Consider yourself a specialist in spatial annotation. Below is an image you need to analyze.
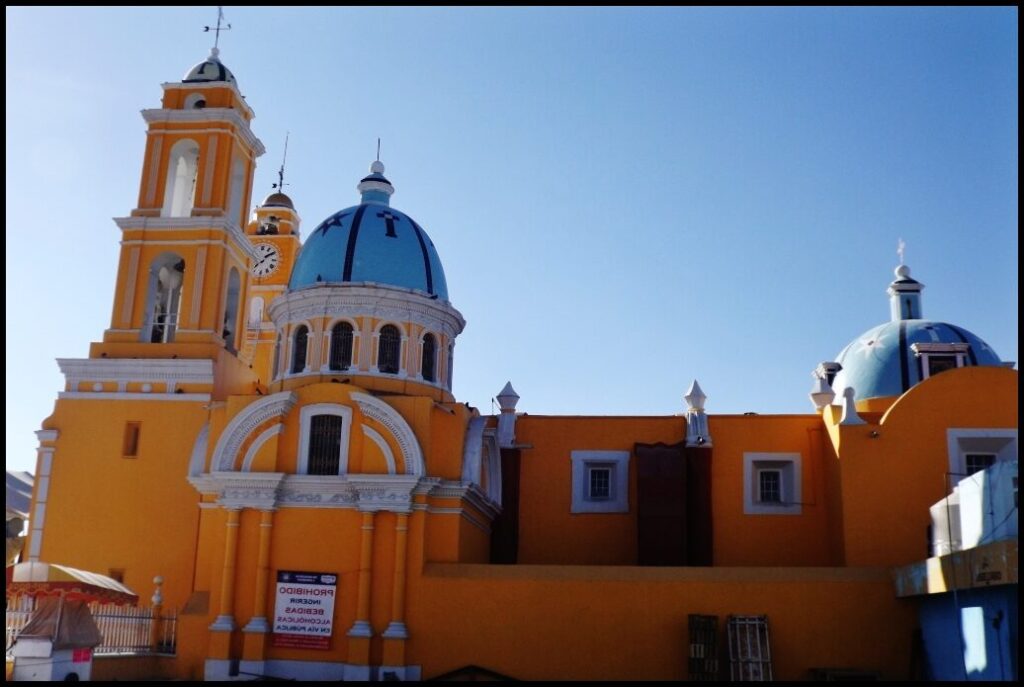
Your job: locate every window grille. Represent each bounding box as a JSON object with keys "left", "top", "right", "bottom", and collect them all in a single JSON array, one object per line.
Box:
[
  {"left": 588, "top": 466, "right": 612, "bottom": 500},
  {"left": 330, "top": 322, "right": 354, "bottom": 371},
  {"left": 291, "top": 325, "right": 309, "bottom": 374},
  {"left": 378, "top": 325, "right": 401, "bottom": 374},
  {"left": 758, "top": 470, "right": 782, "bottom": 503},
  {"left": 308, "top": 415, "right": 343, "bottom": 475},
  {"left": 421, "top": 334, "right": 436, "bottom": 382},
  {"left": 965, "top": 453, "right": 995, "bottom": 476}
]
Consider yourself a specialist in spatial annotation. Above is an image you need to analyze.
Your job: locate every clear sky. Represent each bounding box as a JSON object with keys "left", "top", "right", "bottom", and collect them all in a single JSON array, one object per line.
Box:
[{"left": 5, "top": 7, "right": 1018, "bottom": 475}]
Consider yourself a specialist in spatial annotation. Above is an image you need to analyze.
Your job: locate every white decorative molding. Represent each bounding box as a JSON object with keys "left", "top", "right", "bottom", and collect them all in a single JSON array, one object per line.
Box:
[
  {"left": 113, "top": 216, "right": 260, "bottom": 263},
  {"left": 482, "top": 429, "right": 503, "bottom": 507},
  {"left": 35, "top": 429, "right": 59, "bottom": 444},
  {"left": 58, "top": 358, "right": 214, "bottom": 391},
  {"left": 461, "top": 416, "right": 487, "bottom": 485},
  {"left": 362, "top": 425, "right": 396, "bottom": 475},
  {"left": 212, "top": 472, "right": 287, "bottom": 509},
  {"left": 142, "top": 107, "right": 265, "bottom": 156},
  {"left": 743, "top": 452, "right": 802, "bottom": 515},
  {"left": 570, "top": 451, "right": 630, "bottom": 514},
  {"left": 347, "top": 620, "right": 373, "bottom": 638},
  {"left": 242, "top": 616, "right": 270, "bottom": 634},
  {"left": 351, "top": 392, "right": 424, "bottom": 476},
  {"left": 242, "top": 424, "right": 283, "bottom": 472},
  {"left": 296, "top": 403, "right": 354, "bottom": 474},
  {"left": 188, "top": 424, "right": 210, "bottom": 477},
  {"left": 211, "top": 392, "right": 297, "bottom": 471},
  {"left": 268, "top": 283, "right": 465, "bottom": 341},
  {"left": 382, "top": 622, "right": 408, "bottom": 639},
  {"left": 58, "top": 392, "right": 211, "bottom": 402}
]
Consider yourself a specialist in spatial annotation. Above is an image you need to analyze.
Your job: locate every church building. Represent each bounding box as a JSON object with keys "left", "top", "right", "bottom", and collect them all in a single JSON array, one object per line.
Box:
[{"left": 24, "top": 45, "right": 1018, "bottom": 681}]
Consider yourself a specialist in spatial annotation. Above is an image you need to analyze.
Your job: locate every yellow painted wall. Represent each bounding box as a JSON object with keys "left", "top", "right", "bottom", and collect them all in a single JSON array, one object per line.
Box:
[
  {"left": 831, "top": 366, "right": 1018, "bottom": 566},
  {"left": 410, "top": 563, "right": 915, "bottom": 681}
]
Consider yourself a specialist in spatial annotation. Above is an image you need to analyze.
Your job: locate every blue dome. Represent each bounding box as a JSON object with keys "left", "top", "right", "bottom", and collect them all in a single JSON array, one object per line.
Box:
[
  {"left": 832, "top": 320, "right": 1002, "bottom": 401},
  {"left": 289, "top": 203, "right": 449, "bottom": 300}
]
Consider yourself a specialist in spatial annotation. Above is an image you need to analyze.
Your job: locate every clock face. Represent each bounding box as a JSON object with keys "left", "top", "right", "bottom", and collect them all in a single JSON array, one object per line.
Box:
[{"left": 252, "top": 243, "right": 281, "bottom": 277}]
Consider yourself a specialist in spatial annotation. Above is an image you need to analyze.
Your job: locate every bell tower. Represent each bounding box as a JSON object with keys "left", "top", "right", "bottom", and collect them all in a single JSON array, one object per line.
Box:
[{"left": 100, "top": 47, "right": 264, "bottom": 362}]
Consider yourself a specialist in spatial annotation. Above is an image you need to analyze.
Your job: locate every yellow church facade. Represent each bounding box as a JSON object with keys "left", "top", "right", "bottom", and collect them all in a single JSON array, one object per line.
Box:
[{"left": 24, "top": 47, "right": 1017, "bottom": 681}]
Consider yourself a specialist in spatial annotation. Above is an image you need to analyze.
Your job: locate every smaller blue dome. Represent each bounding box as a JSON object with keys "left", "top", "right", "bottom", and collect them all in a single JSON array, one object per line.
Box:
[
  {"left": 183, "top": 49, "right": 237, "bottom": 86},
  {"left": 832, "top": 320, "right": 1002, "bottom": 402}
]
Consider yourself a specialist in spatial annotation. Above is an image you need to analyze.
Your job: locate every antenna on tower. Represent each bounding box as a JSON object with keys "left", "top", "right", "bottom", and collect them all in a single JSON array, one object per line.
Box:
[
  {"left": 203, "top": 6, "right": 232, "bottom": 51},
  {"left": 272, "top": 133, "right": 290, "bottom": 192},
  {"left": 376, "top": 137, "right": 381, "bottom": 162}
]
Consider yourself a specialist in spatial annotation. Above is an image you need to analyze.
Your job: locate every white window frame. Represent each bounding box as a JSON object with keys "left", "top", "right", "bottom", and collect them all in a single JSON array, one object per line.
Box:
[
  {"left": 744, "top": 452, "right": 802, "bottom": 515},
  {"left": 946, "top": 429, "right": 1017, "bottom": 485},
  {"left": 297, "top": 403, "right": 353, "bottom": 475},
  {"left": 911, "top": 342, "right": 970, "bottom": 380},
  {"left": 756, "top": 468, "right": 783, "bottom": 504},
  {"left": 570, "top": 450, "right": 629, "bottom": 514}
]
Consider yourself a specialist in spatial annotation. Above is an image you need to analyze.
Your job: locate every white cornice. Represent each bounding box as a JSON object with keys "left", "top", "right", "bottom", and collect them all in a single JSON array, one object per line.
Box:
[
  {"left": 58, "top": 358, "right": 214, "bottom": 389},
  {"left": 114, "top": 216, "right": 260, "bottom": 262},
  {"left": 160, "top": 81, "right": 256, "bottom": 119},
  {"left": 58, "top": 392, "right": 211, "bottom": 402},
  {"left": 268, "top": 284, "right": 466, "bottom": 339},
  {"left": 35, "top": 430, "right": 59, "bottom": 444},
  {"left": 141, "top": 107, "right": 265, "bottom": 156}
]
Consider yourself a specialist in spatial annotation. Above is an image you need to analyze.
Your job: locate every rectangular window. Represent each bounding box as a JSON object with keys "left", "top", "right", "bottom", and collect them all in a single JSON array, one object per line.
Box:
[
  {"left": 758, "top": 470, "right": 782, "bottom": 503},
  {"left": 964, "top": 453, "right": 995, "bottom": 476},
  {"left": 588, "top": 466, "right": 612, "bottom": 500},
  {"left": 123, "top": 422, "right": 141, "bottom": 458},
  {"left": 308, "top": 415, "right": 343, "bottom": 475},
  {"left": 928, "top": 355, "right": 959, "bottom": 377}
]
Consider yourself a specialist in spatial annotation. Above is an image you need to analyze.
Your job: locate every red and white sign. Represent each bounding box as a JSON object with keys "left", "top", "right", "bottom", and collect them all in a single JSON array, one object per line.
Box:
[{"left": 272, "top": 570, "right": 337, "bottom": 650}]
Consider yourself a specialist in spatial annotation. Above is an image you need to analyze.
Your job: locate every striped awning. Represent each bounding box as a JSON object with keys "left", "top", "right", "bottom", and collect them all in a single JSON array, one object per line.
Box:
[{"left": 6, "top": 561, "right": 138, "bottom": 605}]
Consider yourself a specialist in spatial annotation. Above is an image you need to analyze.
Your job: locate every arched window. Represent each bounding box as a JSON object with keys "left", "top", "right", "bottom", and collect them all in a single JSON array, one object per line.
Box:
[
  {"left": 272, "top": 332, "right": 282, "bottom": 380},
  {"left": 183, "top": 93, "right": 206, "bottom": 109},
  {"left": 291, "top": 325, "right": 309, "bottom": 374},
  {"left": 329, "top": 322, "right": 354, "bottom": 371},
  {"left": 161, "top": 139, "right": 200, "bottom": 218},
  {"left": 378, "top": 325, "right": 401, "bottom": 374},
  {"left": 421, "top": 333, "right": 437, "bottom": 382},
  {"left": 222, "top": 268, "right": 241, "bottom": 353},
  {"left": 142, "top": 254, "right": 186, "bottom": 344}
]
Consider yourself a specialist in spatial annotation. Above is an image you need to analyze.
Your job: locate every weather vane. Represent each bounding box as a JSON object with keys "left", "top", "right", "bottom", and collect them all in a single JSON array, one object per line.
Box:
[
  {"left": 897, "top": 237, "right": 906, "bottom": 265},
  {"left": 203, "top": 6, "right": 231, "bottom": 50},
  {"left": 273, "top": 133, "right": 290, "bottom": 192}
]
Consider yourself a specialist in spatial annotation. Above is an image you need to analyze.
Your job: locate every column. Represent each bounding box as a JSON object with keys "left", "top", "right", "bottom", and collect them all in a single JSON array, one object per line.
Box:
[
  {"left": 242, "top": 509, "right": 275, "bottom": 667},
  {"left": 347, "top": 511, "right": 376, "bottom": 673},
  {"left": 209, "top": 507, "right": 241, "bottom": 661},
  {"left": 382, "top": 513, "right": 410, "bottom": 670}
]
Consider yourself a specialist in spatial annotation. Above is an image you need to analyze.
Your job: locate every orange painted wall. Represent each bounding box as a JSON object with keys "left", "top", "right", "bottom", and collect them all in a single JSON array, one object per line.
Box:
[
  {"left": 832, "top": 366, "right": 1018, "bottom": 566},
  {"left": 409, "top": 563, "right": 916, "bottom": 681},
  {"left": 514, "top": 414, "right": 834, "bottom": 566}
]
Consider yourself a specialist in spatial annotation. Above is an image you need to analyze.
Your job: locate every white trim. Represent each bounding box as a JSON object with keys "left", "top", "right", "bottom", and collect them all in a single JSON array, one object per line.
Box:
[
  {"left": 142, "top": 107, "right": 265, "bottom": 156},
  {"left": 159, "top": 81, "right": 256, "bottom": 119},
  {"left": 570, "top": 451, "right": 630, "bottom": 514},
  {"left": 743, "top": 452, "right": 802, "bottom": 515},
  {"left": 35, "top": 429, "right": 59, "bottom": 443},
  {"left": 351, "top": 392, "right": 425, "bottom": 476},
  {"left": 58, "top": 392, "right": 211, "bottom": 402},
  {"left": 211, "top": 392, "right": 298, "bottom": 471},
  {"left": 362, "top": 425, "right": 397, "bottom": 475},
  {"left": 120, "top": 237, "right": 250, "bottom": 272},
  {"left": 946, "top": 428, "right": 1017, "bottom": 484},
  {"left": 188, "top": 423, "right": 210, "bottom": 477},
  {"left": 114, "top": 216, "right": 260, "bottom": 262},
  {"left": 58, "top": 358, "right": 213, "bottom": 388},
  {"left": 347, "top": 620, "right": 373, "bottom": 638},
  {"left": 297, "top": 404, "right": 354, "bottom": 475},
  {"left": 242, "top": 424, "right": 284, "bottom": 472}
]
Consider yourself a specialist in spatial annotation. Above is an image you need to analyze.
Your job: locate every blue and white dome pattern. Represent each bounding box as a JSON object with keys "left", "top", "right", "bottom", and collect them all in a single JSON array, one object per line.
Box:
[
  {"left": 183, "top": 49, "right": 237, "bottom": 86},
  {"left": 832, "top": 320, "right": 1001, "bottom": 401},
  {"left": 288, "top": 164, "right": 449, "bottom": 300}
]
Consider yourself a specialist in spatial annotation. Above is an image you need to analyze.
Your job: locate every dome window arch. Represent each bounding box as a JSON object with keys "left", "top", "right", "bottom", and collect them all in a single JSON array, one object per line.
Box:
[
  {"left": 329, "top": 321, "right": 355, "bottom": 371},
  {"left": 291, "top": 325, "right": 309, "bottom": 374},
  {"left": 378, "top": 325, "right": 402, "bottom": 375},
  {"left": 421, "top": 333, "right": 437, "bottom": 383},
  {"left": 161, "top": 139, "right": 200, "bottom": 218},
  {"left": 141, "top": 253, "right": 186, "bottom": 344}
]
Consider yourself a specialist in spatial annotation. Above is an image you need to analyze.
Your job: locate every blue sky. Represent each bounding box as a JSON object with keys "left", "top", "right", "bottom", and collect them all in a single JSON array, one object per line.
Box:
[{"left": 5, "top": 7, "right": 1018, "bottom": 474}]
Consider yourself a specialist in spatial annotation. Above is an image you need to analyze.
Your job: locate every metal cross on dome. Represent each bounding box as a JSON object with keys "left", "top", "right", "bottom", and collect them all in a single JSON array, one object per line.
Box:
[{"left": 204, "top": 6, "right": 231, "bottom": 50}]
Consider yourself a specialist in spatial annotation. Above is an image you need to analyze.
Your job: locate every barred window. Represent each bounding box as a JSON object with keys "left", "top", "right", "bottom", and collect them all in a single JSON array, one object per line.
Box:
[
  {"left": 587, "top": 465, "right": 612, "bottom": 500},
  {"left": 421, "top": 333, "right": 436, "bottom": 382},
  {"left": 291, "top": 325, "right": 309, "bottom": 374},
  {"left": 965, "top": 453, "right": 995, "bottom": 476},
  {"left": 378, "top": 325, "right": 401, "bottom": 374},
  {"left": 758, "top": 470, "right": 782, "bottom": 503},
  {"left": 308, "top": 414, "right": 343, "bottom": 476},
  {"left": 330, "top": 322, "right": 354, "bottom": 371}
]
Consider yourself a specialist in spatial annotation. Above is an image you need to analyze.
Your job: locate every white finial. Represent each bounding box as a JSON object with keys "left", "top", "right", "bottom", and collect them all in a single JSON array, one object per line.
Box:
[
  {"left": 151, "top": 575, "right": 164, "bottom": 606},
  {"left": 370, "top": 160, "right": 385, "bottom": 174},
  {"left": 496, "top": 381, "right": 520, "bottom": 411},
  {"left": 839, "top": 387, "right": 866, "bottom": 425},
  {"left": 897, "top": 237, "right": 906, "bottom": 265},
  {"left": 209, "top": 46, "right": 220, "bottom": 60},
  {"left": 809, "top": 377, "right": 836, "bottom": 411},
  {"left": 684, "top": 379, "right": 706, "bottom": 412}
]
